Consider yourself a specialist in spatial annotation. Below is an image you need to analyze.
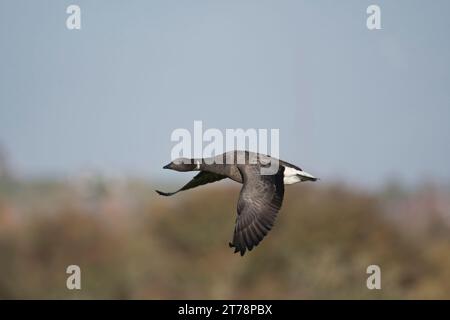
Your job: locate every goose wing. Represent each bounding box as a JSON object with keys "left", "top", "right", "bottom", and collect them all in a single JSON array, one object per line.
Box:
[
  {"left": 156, "top": 171, "right": 227, "bottom": 196},
  {"left": 229, "top": 165, "right": 285, "bottom": 256}
]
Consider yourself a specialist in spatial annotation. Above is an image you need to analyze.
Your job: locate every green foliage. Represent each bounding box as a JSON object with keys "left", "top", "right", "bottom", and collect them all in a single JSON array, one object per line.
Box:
[{"left": 0, "top": 179, "right": 449, "bottom": 299}]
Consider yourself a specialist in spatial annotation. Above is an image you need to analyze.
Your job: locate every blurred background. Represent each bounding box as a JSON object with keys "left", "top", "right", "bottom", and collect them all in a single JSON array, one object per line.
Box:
[{"left": 0, "top": 0, "right": 450, "bottom": 299}]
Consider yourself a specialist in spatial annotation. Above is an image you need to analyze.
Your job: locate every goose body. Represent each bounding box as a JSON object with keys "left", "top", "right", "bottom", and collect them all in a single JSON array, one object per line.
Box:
[{"left": 156, "top": 151, "right": 317, "bottom": 256}]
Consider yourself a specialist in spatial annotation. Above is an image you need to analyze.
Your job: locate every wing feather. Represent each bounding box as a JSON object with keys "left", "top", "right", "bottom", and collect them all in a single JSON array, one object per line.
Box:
[
  {"left": 229, "top": 165, "right": 285, "bottom": 256},
  {"left": 156, "top": 171, "right": 226, "bottom": 196}
]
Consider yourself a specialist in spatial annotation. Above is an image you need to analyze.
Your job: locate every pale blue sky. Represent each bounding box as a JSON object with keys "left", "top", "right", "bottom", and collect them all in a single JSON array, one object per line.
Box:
[{"left": 0, "top": 0, "right": 449, "bottom": 187}]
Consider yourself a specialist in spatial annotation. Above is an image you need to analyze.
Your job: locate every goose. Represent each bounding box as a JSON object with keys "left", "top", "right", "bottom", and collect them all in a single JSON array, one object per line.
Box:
[{"left": 156, "top": 151, "right": 317, "bottom": 256}]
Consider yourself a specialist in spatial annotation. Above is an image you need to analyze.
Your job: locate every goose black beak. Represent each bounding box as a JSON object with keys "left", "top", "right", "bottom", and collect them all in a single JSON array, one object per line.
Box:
[{"left": 163, "top": 164, "right": 171, "bottom": 169}]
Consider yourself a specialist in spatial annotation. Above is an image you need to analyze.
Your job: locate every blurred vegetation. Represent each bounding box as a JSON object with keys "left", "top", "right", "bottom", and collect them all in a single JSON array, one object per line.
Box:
[{"left": 0, "top": 175, "right": 450, "bottom": 299}]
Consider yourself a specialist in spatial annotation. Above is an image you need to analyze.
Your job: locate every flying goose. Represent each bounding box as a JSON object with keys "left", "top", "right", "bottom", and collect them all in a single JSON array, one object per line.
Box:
[{"left": 156, "top": 151, "right": 317, "bottom": 256}]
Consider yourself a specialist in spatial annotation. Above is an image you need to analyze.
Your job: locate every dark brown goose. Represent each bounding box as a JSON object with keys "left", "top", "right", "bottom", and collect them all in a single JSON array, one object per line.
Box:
[{"left": 156, "top": 151, "right": 317, "bottom": 256}]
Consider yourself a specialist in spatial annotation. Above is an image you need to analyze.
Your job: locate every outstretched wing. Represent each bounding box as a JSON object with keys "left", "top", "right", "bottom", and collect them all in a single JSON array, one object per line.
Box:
[
  {"left": 156, "top": 171, "right": 227, "bottom": 196},
  {"left": 229, "top": 166, "right": 285, "bottom": 256}
]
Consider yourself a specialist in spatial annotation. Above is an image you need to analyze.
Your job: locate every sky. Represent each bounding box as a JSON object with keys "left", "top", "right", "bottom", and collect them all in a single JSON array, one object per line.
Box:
[{"left": 0, "top": 0, "right": 449, "bottom": 187}]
